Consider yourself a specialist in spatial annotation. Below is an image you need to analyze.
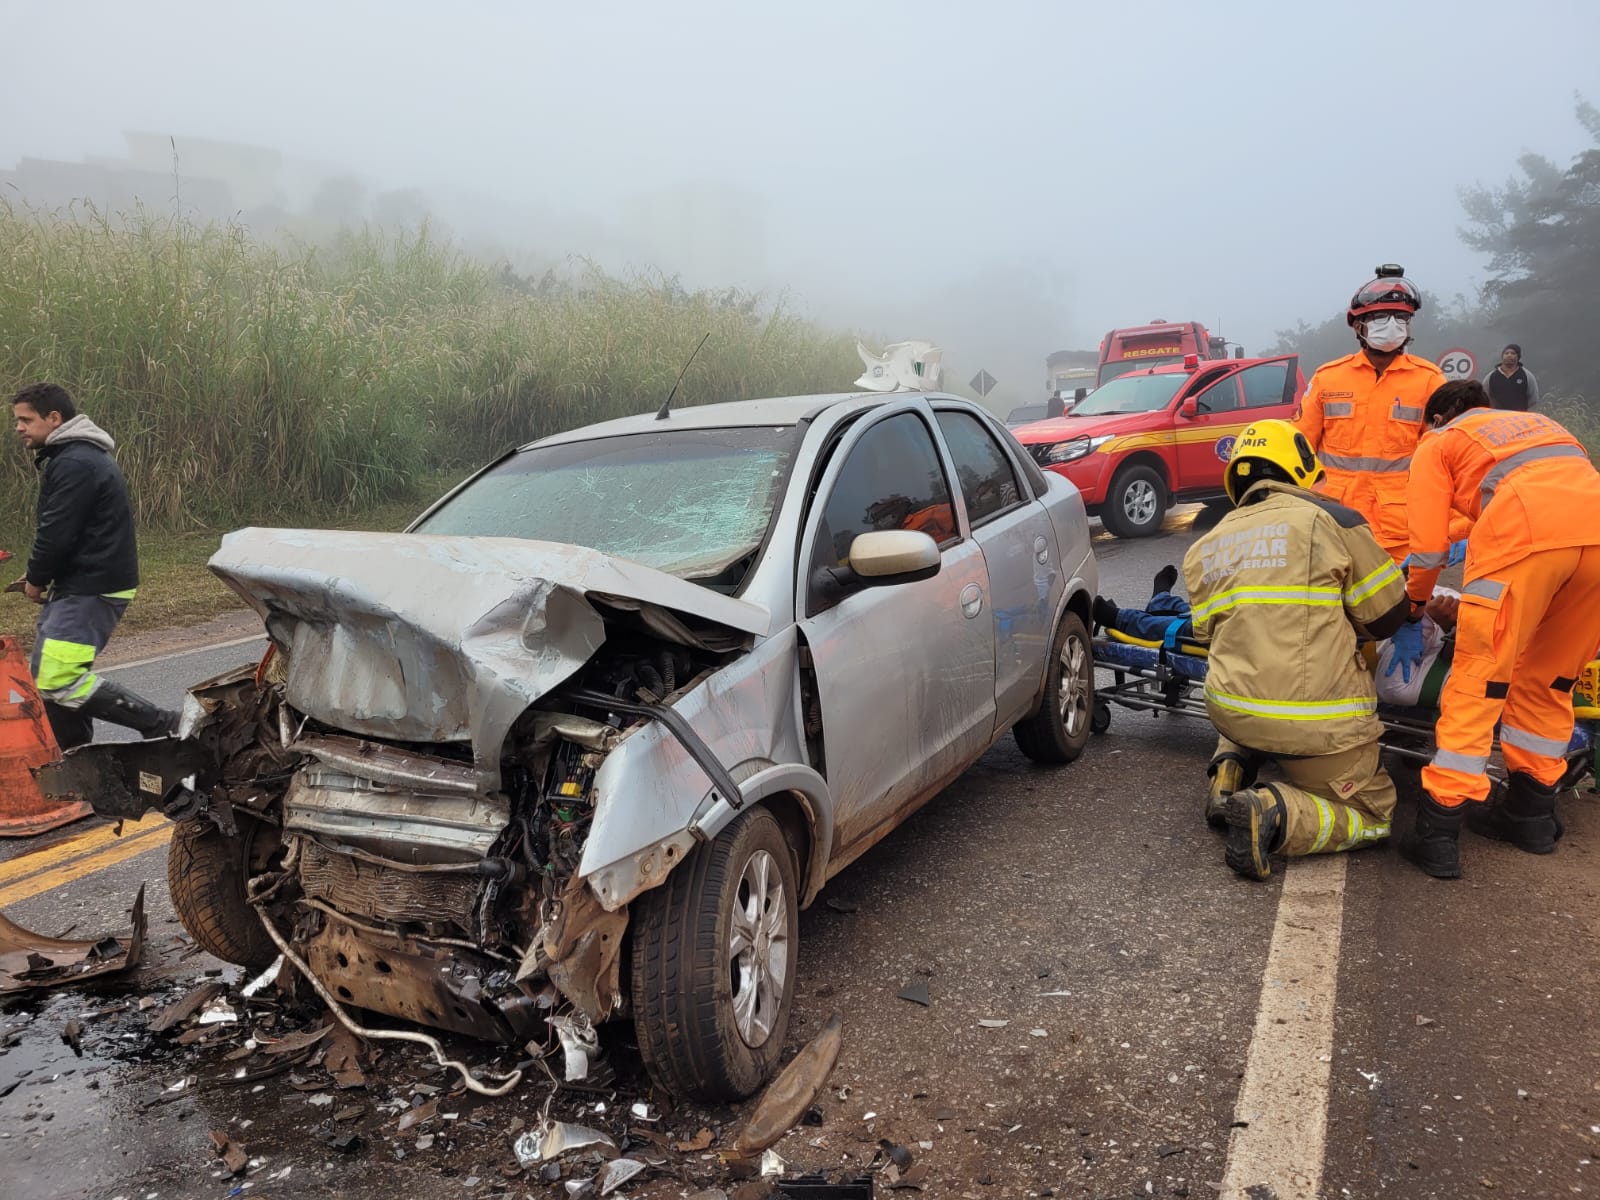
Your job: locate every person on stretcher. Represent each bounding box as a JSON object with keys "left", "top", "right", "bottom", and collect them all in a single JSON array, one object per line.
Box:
[{"left": 1092, "top": 569, "right": 1462, "bottom": 709}]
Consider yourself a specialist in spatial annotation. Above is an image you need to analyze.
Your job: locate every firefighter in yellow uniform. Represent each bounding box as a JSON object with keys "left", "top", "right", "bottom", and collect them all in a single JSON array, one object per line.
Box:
[
  {"left": 1295, "top": 265, "right": 1446, "bottom": 563},
  {"left": 1182, "top": 420, "right": 1411, "bottom": 879}
]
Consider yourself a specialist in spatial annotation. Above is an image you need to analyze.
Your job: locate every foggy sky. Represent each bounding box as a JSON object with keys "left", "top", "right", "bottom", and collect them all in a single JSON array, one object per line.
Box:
[{"left": 4, "top": 0, "right": 1598, "bottom": 403}]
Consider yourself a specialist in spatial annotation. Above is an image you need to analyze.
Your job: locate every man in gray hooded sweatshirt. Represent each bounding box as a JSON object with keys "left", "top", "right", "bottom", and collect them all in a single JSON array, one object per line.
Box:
[{"left": 10, "top": 382, "right": 178, "bottom": 749}]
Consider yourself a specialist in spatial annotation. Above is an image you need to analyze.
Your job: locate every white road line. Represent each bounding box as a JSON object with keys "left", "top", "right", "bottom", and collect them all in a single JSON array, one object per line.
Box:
[
  {"left": 1219, "top": 854, "right": 1347, "bottom": 1200},
  {"left": 99, "top": 634, "right": 264, "bottom": 674}
]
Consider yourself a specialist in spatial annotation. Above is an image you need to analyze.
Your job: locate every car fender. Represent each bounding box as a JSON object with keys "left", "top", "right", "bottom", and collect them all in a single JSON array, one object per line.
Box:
[
  {"left": 582, "top": 761, "right": 834, "bottom": 912},
  {"left": 1020, "top": 551, "right": 1097, "bottom": 721}
]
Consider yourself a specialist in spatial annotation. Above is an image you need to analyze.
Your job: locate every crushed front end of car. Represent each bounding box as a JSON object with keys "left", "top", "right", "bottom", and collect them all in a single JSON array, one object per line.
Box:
[{"left": 40, "top": 528, "right": 775, "bottom": 1073}]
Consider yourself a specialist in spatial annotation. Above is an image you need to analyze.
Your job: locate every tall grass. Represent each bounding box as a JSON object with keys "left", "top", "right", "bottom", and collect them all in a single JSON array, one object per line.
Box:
[{"left": 0, "top": 204, "right": 860, "bottom": 530}]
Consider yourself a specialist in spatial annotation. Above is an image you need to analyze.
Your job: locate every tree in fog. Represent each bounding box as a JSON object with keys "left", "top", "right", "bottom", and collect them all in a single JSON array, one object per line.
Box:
[{"left": 1460, "top": 97, "right": 1600, "bottom": 403}]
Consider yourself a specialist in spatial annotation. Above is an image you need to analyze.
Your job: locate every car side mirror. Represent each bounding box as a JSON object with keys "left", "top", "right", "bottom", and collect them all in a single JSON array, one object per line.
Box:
[
  {"left": 1179, "top": 396, "right": 1199, "bottom": 419},
  {"left": 811, "top": 530, "right": 941, "bottom": 605}
]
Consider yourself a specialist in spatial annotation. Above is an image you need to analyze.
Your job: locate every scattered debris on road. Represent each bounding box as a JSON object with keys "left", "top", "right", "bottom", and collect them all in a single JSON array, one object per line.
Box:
[{"left": 0, "top": 886, "right": 145, "bottom": 994}]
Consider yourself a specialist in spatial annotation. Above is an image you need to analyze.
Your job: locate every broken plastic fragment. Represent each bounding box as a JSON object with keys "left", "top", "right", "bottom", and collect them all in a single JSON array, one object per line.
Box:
[
  {"left": 198, "top": 998, "right": 239, "bottom": 1026},
  {"left": 241, "top": 956, "right": 284, "bottom": 999},
  {"left": 977, "top": 1019, "right": 1008, "bottom": 1029},
  {"left": 733, "top": 1011, "right": 843, "bottom": 1157},
  {"left": 760, "top": 1149, "right": 786, "bottom": 1177},
  {"left": 514, "top": 1121, "right": 618, "bottom": 1167},
  {"left": 629, "top": 1100, "right": 658, "bottom": 1122},
  {"left": 897, "top": 979, "right": 931, "bottom": 1007},
  {"left": 599, "top": 1158, "right": 647, "bottom": 1195},
  {"left": 551, "top": 1013, "right": 601, "bottom": 1082}
]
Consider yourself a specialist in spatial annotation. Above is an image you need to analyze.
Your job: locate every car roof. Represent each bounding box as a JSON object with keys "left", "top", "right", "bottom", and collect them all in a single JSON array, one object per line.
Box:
[{"left": 525, "top": 391, "right": 972, "bottom": 449}]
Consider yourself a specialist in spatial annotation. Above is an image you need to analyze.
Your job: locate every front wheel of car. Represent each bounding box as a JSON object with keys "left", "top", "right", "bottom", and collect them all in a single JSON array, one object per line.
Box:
[
  {"left": 1014, "top": 609, "right": 1095, "bottom": 763},
  {"left": 630, "top": 806, "right": 799, "bottom": 1101},
  {"left": 1101, "top": 463, "right": 1168, "bottom": 538}
]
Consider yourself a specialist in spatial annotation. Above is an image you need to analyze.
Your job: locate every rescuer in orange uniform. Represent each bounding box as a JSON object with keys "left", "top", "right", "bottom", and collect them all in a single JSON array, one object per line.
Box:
[
  {"left": 1295, "top": 265, "right": 1446, "bottom": 562},
  {"left": 1398, "top": 380, "right": 1600, "bottom": 878}
]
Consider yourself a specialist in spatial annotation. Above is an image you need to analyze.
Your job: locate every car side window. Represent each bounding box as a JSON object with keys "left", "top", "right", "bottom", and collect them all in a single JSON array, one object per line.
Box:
[
  {"left": 1195, "top": 375, "right": 1242, "bottom": 413},
  {"left": 808, "top": 413, "right": 957, "bottom": 598},
  {"left": 934, "top": 411, "right": 1025, "bottom": 527},
  {"left": 1240, "top": 361, "right": 1293, "bottom": 409}
]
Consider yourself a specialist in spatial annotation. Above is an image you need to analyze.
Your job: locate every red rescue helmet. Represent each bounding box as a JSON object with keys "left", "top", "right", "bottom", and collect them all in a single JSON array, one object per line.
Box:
[{"left": 1346, "top": 264, "right": 1423, "bottom": 326}]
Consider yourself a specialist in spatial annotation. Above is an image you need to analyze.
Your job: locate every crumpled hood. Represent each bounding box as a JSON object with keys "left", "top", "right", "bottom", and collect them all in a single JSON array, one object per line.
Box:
[
  {"left": 208, "top": 529, "right": 771, "bottom": 789},
  {"left": 44, "top": 414, "right": 116, "bottom": 451}
]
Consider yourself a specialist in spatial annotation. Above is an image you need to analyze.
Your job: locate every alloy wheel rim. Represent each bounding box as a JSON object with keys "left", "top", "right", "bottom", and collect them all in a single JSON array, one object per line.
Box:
[{"left": 727, "top": 848, "right": 789, "bottom": 1046}]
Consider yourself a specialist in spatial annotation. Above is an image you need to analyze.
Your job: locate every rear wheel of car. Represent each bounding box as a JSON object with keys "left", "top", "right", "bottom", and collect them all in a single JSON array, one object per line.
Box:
[
  {"left": 167, "top": 817, "right": 280, "bottom": 970},
  {"left": 1102, "top": 464, "right": 1167, "bottom": 538},
  {"left": 630, "top": 806, "right": 799, "bottom": 1101},
  {"left": 1014, "top": 610, "right": 1095, "bottom": 763}
]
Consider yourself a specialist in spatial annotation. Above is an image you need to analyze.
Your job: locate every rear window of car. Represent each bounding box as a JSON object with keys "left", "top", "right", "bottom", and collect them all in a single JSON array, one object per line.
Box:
[{"left": 413, "top": 426, "right": 801, "bottom": 590}]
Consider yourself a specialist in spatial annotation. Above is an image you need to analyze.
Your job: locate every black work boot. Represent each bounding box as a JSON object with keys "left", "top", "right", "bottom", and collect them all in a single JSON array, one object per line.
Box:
[
  {"left": 77, "top": 679, "right": 180, "bottom": 739},
  {"left": 42, "top": 699, "right": 95, "bottom": 752},
  {"left": 1223, "top": 787, "right": 1286, "bottom": 881},
  {"left": 1467, "top": 772, "right": 1562, "bottom": 854},
  {"left": 1152, "top": 564, "right": 1179, "bottom": 597},
  {"left": 1091, "top": 595, "right": 1118, "bottom": 633},
  {"left": 1400, "top": 791, "right": 1465, "bottom": 879}
]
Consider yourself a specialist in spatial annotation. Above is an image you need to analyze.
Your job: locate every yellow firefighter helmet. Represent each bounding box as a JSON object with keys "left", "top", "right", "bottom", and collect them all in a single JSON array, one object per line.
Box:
[{"left": 1224, "top": 419, "right": 1325, "bottom": 505}]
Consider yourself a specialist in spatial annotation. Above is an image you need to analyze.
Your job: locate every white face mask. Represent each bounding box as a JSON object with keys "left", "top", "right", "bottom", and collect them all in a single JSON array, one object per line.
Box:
[{"left": 1362, "top": 314, "right": 1410, "bottom": 352}]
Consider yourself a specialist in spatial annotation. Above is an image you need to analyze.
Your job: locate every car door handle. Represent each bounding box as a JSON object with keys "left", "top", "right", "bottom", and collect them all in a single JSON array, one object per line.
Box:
[
  {"left": 960, "top": 583, "right": 984, "bottom": 619},
  {"left": 1034, "top": 535, "right": 1050, "bottom": 565}
]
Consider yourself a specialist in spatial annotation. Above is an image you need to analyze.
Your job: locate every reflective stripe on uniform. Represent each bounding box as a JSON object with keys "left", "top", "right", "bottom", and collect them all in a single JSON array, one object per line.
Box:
[
  {"left": 1324, "top": 401, "right": 1354, "bottom": 417},
  {"left": 35, "top": 638, "right": 96, "bottom": 693},
  {"left": 1192, "top": 584, "right": 1342, "bottom": 622},
  {"left": 1310, "top": 797, "right": 1335, "bottom": 852},
  {"left": 1462, "top": 578, "right": 1505, "bottom": 601},
  {"left": 1409, "top": 550, "right": 1449, "bottom": 569},
  {"left": 1204, "top": 686, "right": 1378, "bottom": 721},
  {"left": 102, "top": 588, "right": 138, "bottom": 600},
  {"left": 1431, "top": 747, "right": 1490, "bottom": 774},
  {"left": 1480, "top": 443, "right": 1589, "bottom": 507},
  {"left": 1344, "top": 558, "right": 1403, "bottom": 605},
  {"left": 1391, "top": 404, "right": 1423, "bottom": 421},
  {"left": 1321, "top": 453, "right": 1412, "bottom": 472},
  {"left": 1500, "top": 723, "right": 1570, "bottom": 758}
]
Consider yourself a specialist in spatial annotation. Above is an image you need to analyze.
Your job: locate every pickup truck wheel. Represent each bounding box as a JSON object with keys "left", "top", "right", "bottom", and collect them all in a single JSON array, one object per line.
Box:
[
  {"left": 167, "top": 817, "right": 280, "bottom": 970},
  {"left": 1102, "top": 464, "right": 1167, "bottom": 538},
  {"left": 630, "top": 806, "right": 799, "bottom": 1101},
  {"left": 1014, "top": 610, "right": 1095, "bottom": 763}
]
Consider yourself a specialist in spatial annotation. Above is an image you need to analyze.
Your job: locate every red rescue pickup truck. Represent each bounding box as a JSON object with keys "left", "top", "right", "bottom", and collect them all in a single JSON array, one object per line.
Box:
[{"left": 1011, "top": 353, "right": 1305, "bottom": 538}]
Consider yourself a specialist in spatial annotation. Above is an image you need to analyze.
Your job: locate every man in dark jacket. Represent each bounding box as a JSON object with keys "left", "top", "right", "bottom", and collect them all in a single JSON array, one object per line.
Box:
[
  {"left": 10, "top": 382, "right": 177, "bottom": 749},
  {"left": 1482, "top": 344, "right": 1540, "bottom": 411}
]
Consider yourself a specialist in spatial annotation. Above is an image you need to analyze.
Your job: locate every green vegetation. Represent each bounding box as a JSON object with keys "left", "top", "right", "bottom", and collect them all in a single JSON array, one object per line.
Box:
[{"left": 0, "top": 204, "right": 861, "bottom": 531}]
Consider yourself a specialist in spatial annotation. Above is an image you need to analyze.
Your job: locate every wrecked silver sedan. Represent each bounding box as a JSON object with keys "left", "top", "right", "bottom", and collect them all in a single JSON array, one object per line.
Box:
[{"left": 48, "top": 391, "right": 1098, "bottom": 1100}]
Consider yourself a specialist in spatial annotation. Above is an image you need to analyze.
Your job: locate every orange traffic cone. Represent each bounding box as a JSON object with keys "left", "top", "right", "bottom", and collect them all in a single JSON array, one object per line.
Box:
[{"left": 0, "top": 635, "right": 92, "bottom": 837}]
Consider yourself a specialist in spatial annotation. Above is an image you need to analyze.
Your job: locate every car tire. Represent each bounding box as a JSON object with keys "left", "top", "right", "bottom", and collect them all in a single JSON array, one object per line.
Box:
[
  {"left": 1014, "top": 610, "right": 1096, "bottom": 763},
  {"left": 1102, "top": 464, "right": 1168, "bottom": 538},
  {"left": 630, "top": 806, "right": 800, "bottom": 1102},
  {"left": 167, "top": 818, "right": 280, "bottom": 970}
]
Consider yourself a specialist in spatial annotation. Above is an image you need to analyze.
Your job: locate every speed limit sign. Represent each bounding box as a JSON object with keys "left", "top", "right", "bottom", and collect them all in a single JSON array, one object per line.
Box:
[{"left": 1438, "top": 347, "right": 1477, "bottom": 381}]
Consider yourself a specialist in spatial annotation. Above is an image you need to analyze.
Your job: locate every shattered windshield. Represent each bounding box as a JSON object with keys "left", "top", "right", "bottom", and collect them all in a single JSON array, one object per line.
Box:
[{"left": 413, "top": 426, "right": 800, "bottom": 591}]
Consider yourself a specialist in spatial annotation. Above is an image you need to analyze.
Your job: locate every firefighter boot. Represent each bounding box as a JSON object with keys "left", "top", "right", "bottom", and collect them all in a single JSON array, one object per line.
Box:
[
  {"left": 76, "top": 679, "right": 180, "bottom": 739},
  {"left": 1467, "top": 772, "right": 1562, "bottom": 854},
  {"left": 1223, "top": 787, "right": 1286, "bottom": 881},
  {"left": 1204, "top": 751, "right": 1252, "bottom": 830},
  {"left": 1400, "top": 791, "right": 1464, "bottom": 879}
]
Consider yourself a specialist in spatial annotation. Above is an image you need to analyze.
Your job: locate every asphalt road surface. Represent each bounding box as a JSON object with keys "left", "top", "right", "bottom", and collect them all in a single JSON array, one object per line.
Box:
[{"left": 1, "top": 507, "right": 1595, "bottom": 1200}]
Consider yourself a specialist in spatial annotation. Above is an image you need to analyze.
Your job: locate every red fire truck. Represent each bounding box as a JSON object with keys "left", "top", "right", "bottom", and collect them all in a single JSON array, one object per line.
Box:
[{"left": 1097, "top": 320, "right": 1232, "bottom": 386}]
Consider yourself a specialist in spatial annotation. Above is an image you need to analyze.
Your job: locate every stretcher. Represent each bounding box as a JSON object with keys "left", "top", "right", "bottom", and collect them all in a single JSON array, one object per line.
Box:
[{"left": 1090, "top": 629, "right": 1600, "bottom": 792}]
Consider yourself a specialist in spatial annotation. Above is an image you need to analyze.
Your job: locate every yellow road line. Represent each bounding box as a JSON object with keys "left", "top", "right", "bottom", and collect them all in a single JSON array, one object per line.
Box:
[
  {"left": 0, "top": 813, "right": 171, "bottom": 888},
  {"left": 0, "top": 823, "right": 174, "bottom": 908}
]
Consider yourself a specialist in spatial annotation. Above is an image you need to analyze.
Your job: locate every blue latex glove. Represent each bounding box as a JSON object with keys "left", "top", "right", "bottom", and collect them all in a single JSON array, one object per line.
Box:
[
  {"left": 1385, "top": 619, "right": 1427, "bottom": 683},
  {"left": 1448, "top": 539, "right": 1468, "bottom": 567}
]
